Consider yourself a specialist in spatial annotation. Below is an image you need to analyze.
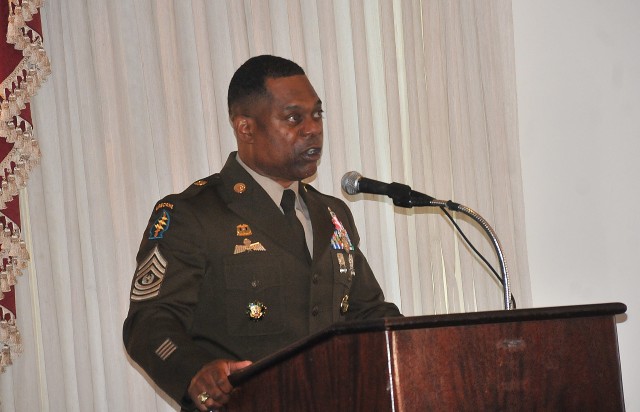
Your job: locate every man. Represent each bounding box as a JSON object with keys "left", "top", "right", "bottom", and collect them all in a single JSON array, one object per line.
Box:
[{"left": 123, "top": 55, "right": 401, "bottom": 411}]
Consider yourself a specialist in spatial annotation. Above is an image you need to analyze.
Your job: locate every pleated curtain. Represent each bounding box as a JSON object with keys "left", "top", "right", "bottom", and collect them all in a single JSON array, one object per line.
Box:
[{"left": 0, "top": 1, "right": 531, "bottom": 411}]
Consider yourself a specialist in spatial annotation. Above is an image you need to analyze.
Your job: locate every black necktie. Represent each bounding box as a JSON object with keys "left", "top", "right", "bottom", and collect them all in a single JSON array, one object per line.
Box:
[{"left": 280, "top": 189, "right": 311, "bottom": 262}]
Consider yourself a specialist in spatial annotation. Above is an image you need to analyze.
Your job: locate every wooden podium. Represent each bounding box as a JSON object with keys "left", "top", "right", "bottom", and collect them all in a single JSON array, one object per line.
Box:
[{"left": 226, "top": 303, "right": 626, "bottom": 411}]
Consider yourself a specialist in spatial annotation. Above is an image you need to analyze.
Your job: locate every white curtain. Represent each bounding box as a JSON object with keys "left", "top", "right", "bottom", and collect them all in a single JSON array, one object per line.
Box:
[{"left": 0, "top": 1, "right": 531, "bottom": 410}]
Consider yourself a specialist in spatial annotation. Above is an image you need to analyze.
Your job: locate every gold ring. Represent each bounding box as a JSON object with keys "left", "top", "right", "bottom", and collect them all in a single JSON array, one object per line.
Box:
[{"left": 197, "top": 391, "right": 211, "bottom": 404}]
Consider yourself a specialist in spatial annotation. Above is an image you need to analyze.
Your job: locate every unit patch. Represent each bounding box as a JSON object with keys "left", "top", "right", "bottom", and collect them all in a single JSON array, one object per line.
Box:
[
  {"left": 131, "top": 245, "right": 167, "bottom": 301},
  {"left": 149, "top": 209, "right": 171, "bottom": 239}
]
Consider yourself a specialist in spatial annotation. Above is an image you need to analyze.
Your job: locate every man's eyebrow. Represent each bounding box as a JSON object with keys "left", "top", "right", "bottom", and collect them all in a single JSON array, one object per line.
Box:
[{"left": 283, "top": 99, "right": 323, "bottom": 111}]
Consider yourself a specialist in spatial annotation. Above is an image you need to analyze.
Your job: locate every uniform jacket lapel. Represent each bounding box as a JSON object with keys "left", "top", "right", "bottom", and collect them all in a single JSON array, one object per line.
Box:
[
  {"left": 216, "top": 154, "right": 309, "bottom": 262},
  {"left": 300, "top": 183, "right": 334, "bottom": 263}
]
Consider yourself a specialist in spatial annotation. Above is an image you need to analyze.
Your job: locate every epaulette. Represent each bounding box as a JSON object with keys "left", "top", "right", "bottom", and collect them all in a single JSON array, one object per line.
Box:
[
  {"left": 153, "top": 174, "right": 222, "bottom": 211},
  {"left": 179, "top": 173, "right": 222, "bottom": 196},
  {"left": 187, "top": 173, "right": 222, "bottom": 190}
]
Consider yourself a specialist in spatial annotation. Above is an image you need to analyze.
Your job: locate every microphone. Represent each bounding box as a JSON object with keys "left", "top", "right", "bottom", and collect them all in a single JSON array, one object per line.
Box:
[
  {"left": 340, "top": 171, "right": 514, "bottom": 310},
  {"left": 341, "top": 171, "right": 391, "bottom": 196},
  {"left": 341, "top": 171, "right": 436, "bottom": 207}
]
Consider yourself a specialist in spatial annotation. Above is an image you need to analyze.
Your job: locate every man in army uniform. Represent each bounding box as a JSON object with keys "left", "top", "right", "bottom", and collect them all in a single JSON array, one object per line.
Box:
[{"left": 123, "top": 55, "right": 401, "bottom": 411}]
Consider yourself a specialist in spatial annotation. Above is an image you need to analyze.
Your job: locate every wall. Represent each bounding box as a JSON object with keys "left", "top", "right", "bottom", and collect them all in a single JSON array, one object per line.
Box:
[{"left": 512, "top": 1, "right": 640, "bottom": 409}]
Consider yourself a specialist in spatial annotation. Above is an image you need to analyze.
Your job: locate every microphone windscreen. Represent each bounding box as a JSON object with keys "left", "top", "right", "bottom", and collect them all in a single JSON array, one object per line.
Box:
[{"left": 341, "top": 171, "right": 362, "bottom": 195}]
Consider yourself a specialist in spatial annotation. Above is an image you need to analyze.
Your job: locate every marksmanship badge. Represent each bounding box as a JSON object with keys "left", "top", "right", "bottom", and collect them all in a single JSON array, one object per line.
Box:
[
  {"left": 337, "top": 252, "right": 347, "bottom": 274},
  {"left": 340, "top": 294, "right": 350, "bottom": 314}
]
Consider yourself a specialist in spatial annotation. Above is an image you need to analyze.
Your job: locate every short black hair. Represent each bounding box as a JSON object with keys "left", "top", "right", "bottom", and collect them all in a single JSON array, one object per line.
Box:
[{"left": 227, "top": 55, "right": 305, "bottom": 117}]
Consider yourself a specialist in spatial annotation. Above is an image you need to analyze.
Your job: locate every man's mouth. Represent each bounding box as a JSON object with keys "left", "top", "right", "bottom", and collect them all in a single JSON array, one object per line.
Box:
[{"left": 301, "top": 147, "right": 322, "bottom": 160}]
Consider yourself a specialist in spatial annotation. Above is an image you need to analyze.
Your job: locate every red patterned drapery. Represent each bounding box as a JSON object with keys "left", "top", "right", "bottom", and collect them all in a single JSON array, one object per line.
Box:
[{"left": 0, "top": 0, "right": 49, "bottom": 372}]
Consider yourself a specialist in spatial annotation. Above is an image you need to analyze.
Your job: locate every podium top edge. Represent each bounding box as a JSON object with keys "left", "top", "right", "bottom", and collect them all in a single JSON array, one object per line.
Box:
[
  {"left": 228, "top": 302, "right": 625, "bottom": 386},
  {"left": 377, "top": 301, "right": 627, "bottom": 331}
]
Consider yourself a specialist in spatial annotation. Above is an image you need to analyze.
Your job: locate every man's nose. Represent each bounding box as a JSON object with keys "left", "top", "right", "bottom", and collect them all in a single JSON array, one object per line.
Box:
[{"left": 302, "top": 117, "right": 323, "bottom": 137}]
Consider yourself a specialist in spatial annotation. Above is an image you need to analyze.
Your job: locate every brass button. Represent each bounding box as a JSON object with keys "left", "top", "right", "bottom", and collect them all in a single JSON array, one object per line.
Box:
[{"left": 312, "top": 273, "right": 319, "bottom": 284}]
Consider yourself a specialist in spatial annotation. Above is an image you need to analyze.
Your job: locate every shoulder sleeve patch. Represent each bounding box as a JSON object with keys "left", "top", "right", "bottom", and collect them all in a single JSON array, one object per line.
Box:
[
  {"left": 155, "top": 202, "right": 174, "bottom": 212},
  {"left": 131, "top": 245, "right": 167, "bottom": 301},
  {"left": 149, "top": 209, "right": 171, "bottom": 240}
]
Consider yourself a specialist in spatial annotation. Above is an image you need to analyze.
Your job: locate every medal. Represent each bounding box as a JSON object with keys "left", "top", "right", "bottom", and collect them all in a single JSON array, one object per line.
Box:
[
  {"left": 328, "top": 208, "right": 353, "bottom": 251},
  {"left": 348, "top": 253, "right": 355, "bottom": 279},
  {"left": 337, "top": 252, "right": 347, "bottom": 274}
]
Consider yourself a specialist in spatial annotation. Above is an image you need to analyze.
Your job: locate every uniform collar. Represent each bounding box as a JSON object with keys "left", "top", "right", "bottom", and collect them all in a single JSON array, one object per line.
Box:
[{"left": 236, "top": 153, "right": 301, "bottom": 213}]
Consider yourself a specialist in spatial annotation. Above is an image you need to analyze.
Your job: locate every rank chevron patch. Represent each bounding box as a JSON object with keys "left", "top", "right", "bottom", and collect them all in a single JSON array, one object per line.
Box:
[{"left": 131, "top": 245, "right": 167, "bottom": 301}]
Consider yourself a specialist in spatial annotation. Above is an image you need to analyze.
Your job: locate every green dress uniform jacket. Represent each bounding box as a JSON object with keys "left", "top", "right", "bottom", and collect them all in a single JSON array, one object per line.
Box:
[{"left": 123, "top": 153, "right": 401, "bottom": 406}]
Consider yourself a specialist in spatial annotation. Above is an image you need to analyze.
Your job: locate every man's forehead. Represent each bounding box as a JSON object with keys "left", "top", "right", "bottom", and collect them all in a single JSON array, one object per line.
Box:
[{"left": 265, "top": 75, "right": 321, "bottom": 107}]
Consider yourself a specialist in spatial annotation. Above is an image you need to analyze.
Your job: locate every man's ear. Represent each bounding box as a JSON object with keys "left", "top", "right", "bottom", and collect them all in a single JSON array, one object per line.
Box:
[{"left": 232, "top": 115, "right": 255, "bottom": 143}]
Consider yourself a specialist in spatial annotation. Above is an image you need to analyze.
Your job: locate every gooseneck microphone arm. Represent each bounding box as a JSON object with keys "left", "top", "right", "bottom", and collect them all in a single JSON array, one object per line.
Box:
[
  {"left": 341, "top": 171, "right": 513, "bottom": 311},
  {"left": 434, "top": 200, "right": 512, "bottom": 311}
]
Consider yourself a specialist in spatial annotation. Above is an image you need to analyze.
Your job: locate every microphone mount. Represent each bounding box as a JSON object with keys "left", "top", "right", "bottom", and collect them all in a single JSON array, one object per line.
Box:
[
  {"left": 385, "top": 182, "right": 437, "bottom": 208},
  {"left": 342, "top": 171, "right": 513, "bottom": 310}
]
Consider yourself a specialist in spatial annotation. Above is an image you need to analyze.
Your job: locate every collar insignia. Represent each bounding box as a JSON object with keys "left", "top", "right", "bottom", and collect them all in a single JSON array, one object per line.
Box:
[{"left": 234, "top": 182, "right": 247, "bottom": 193}]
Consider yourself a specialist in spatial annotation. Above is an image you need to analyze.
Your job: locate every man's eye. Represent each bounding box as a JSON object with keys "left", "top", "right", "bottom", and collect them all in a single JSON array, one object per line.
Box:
[
  {"left": 287, "top": 114, "right": 302, "bottom": 123},
  {"left": 313, "top": 110, "right": 325, "bottom": 119}
]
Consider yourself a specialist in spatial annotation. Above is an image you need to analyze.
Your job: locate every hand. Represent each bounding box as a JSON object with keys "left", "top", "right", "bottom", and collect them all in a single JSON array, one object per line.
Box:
[{"left": 188, "top": 359, "right": 252, "bottom": 411}]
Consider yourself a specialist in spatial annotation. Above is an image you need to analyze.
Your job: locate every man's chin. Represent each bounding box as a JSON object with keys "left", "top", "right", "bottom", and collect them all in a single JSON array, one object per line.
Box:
[{"left": 299, "top": 162, "right": 320, "bottom": 180}]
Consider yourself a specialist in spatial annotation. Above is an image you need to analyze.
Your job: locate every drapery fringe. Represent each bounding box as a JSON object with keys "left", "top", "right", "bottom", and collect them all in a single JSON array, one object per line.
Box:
[
  {"left": 0, "top": 307, "right": 22, "bottom": 372},
  {"left": 1, "top": 0, "right": 48, "bottom": 372}
]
